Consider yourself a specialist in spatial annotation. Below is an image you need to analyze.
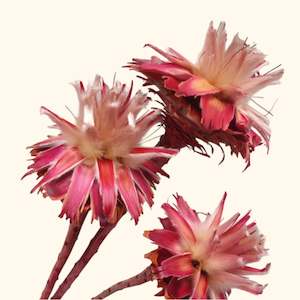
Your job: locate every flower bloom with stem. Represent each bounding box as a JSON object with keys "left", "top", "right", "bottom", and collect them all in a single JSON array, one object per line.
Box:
[
  {"left": 23, "top": 75, "right": 178, "bottom": 299},
  {"left": 128, "top": 21, "right": 283, "bottom": 167},
  {"left": 24, "top": 75, "right": 178, "bottom": 224},
  {"left": 93, "top": 193, "right": 269, "bottom": 299}
]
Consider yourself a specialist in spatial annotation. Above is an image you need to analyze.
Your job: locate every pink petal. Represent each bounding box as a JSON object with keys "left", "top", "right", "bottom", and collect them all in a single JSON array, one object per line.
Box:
[
  {"left": 98, "top": 159, "right": 117, "bottom": 221},
  {"left": 175, "top": 194, "right": 201, "bottom": 232},
  {"left": 161, "top": 253, "right": 194, "bottom": 278},
  {"left": 90, "top": 180, "right": 103, "bottom": 221},
  {"left": 214, "top": 272, "right": 266, "bottom": 294},
  {"left": 164, "top": 76, "right": 180, "bottom": 91},
  {"left": 131, "top": 147, "right": 178, "bottom": 156},
  {"left": 235, "top": 263, "right": 271, "bottom": 275},
  {"left": 117, "top": 166, "right": 141, "bottom": 224},
  {"left": 178, "top": 76, "right": 220, "bottom": 97},
  {"left": 131, "top": 170, "right": 154, "bottom": 207},
  {"left": 40, "top": 106, "right": 77, "bottom": 136},
  {"left": 145, "top": 44, "right": 193, "bottom": 69},
  {"left": 200, "top": 95, "right": 235, "bottom": 130},
  {"left": 44, "top": 171, "right": 71, "bottom": 199},
  {"left": 206, "top": 192, "right": 227, "bottom": 229},
  {"left": 205, "top": 254, "right": 244, "bottom": 272},
  {"left": 166, "top": 277, "right": 191, "bottom": 299},
  {"left": 60, "top": 163, "right": 95, "bottom": 219},
  {"left": 31, "top": 148, "right": 83, "bottom": 193},
  {"left": 191, "top": 270, "right": 208, "bottom": 299},
  {"left": 134, "top": 61, "right": 191, "bottom": 80},
  {"left": 240, "top": 69, "right": 283, "bottom": 95},
  {"left": 145, "top": 229, "right": 181, "bottom": 254},
  {"left": 27, "top": 144, "right": 65, "bottom": 172},
  {"left": 217, "top": 213, "right": 240, "bottom": 236},
  {"left": 162, "top": 203, "right": 196, "bottom": 245}
]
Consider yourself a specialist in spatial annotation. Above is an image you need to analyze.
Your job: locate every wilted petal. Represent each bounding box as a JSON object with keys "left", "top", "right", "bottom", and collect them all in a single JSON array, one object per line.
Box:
[{"left": 166, "top": 277, "right": 191, "bottom": 299}]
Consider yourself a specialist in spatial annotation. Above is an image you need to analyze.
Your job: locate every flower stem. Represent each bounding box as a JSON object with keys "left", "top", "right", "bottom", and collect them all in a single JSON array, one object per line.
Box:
[
  {"left": 50, "top": 209, "right": 125, "bottom": 299},
  {"left": 92, "top": 265, "right": 153, "bottom": 299},
  {"left": 40, "top": 210, "right": 88, "bottom": 299}
]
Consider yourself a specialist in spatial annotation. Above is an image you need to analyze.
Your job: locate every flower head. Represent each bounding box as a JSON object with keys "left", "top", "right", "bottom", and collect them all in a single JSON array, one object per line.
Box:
[
  {"left": 129, "top": 21, "right": 283, "bottom": 166},
  {"left": 144, "top": 193, "right": 269, "bottom": 299},
  {"left": 23, "top": 76, "right": 178, "bottom": 223}
]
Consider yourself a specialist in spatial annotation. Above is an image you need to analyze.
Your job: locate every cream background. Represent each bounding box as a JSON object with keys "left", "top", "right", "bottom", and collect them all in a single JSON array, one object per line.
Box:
[{"left": 0, "top": 0, "right": 299, "bottom": 299}]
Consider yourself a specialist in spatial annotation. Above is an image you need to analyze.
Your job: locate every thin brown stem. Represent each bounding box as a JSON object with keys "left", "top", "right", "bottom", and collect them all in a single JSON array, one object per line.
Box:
[
  {"left": 51, "top": 209, "right": 125, "bottom": 299},
  {"left": 40, "top": 210, "right": 88, "bottom": 299},
  {"left": 92, "top": 265, "right": 153, "bottom": 299}
]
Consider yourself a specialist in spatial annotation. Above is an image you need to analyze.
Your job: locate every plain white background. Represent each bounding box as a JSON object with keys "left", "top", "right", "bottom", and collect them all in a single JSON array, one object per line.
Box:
[{"left": 0, "top": 1, "right": 299, "bottom": 299}]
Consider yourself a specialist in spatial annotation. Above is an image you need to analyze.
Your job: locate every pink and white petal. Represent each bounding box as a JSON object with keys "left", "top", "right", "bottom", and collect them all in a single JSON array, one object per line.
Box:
[
  {"left": 44, "top": 171, "right": 72, "bottom": 200},
  {"left": 205, "top": 192, "right": 227, "bottom": 229},
  {"left": 213, "top": 272, "right": 266, "bottom": 295},
  {"left": 177, "top": 76, "right": 220, "bottom": 97},
  {"left": 145, "top": 44, "right": 193, "bottom": 70},
  {"left": 200, "top": 95, "right": 235, "bottom": 130},
  {"left": 40, "top": 106, "right": 77, "bottom": 136},
  {"left": 60, "top": 163, "right": 95, "bottom": 219},
  {"left": 166, "top": 277, "right": 191, "bottom": 299},
  {"left": 131, "top": 147, "right": 178, "bottom": 156},
  {"left": 217, "top": 213, "right": 240, "bottom": 236},
  {"left": 191, "top": 270, "right": 208, "bottom": 299},
  {"left": 221, "top": 211, "right": 251, "bottom": 237},
  {"left": 31, "top": 148, "right": 83, "bottom": 193},
  {"left": 90, "top": 180, "right": 103, "bottom": 221},
  {"left": 131, "top": 169, "right": 154, "bottom": 207},
  {"left": 145, "top": 229, "right": 182, "bottom": 254},
  {"left": 98, "top": 159, "right": 117, "bottom": 221},
  {"left": 117, "top": 166, "right": 141, "bottom": 224},
  {"left": 29, "top": 135, "right": 64, "bottom": 150},
  {"left": 135, "top": 62, "right": 191, "bottom": 80},
  {"left": 161, "top": 253, "right": 194, "bottom": 278},
  {"left": 175, "top": 194, "right": 201, "bottom": 232},
  {"left": 162, "top": 203, "right": 196, "bottom": 245},
  {"left": 234, "top": 263, "right": 271, "bottom": 276},
  {"left": 205, "top": 254, "right": 244, "bottom": 273},
  {"left": 240, "top": 69, "right": 283, "bottom": 96},
  {"left": 29, "top": 144, "right": 65, "bottom": 172}
]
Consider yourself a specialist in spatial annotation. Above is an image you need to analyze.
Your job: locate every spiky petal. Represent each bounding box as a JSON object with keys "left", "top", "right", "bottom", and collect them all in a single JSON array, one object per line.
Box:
[{"left": 145, "top": 194, "right": 269, "bottom": 299}]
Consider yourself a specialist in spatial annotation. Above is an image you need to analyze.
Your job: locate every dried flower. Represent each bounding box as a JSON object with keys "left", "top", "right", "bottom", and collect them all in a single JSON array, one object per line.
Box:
[
  {"left": 129, "top": 21, "right": 283, "bottom": 166},
  {"left": 145, "top": 193, "right": 269, "bottom": 299},
  {"left": 23, "top": 76, "right": 178, "bottom": 223}
]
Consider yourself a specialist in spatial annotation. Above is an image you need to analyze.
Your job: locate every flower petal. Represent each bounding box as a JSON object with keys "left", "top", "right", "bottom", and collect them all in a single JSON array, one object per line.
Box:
[
  {"left": 178, "top": 76, "right": 220, "bottom": 96},
  {"left": 191, "top": 270, "right": 208, "bottom": 299},
  {"left": 235, "top": 263, "right": 271, "bottom": 276},
  {"left": 145, "top": 229, "right": 181, "bottom": 254},
  {"left": 131, "top": 169, "right": 154, "bottom": 207},
  {"left": 31, "top": 148, "right": 83, "bottom": 193},
  {"left": 166, "top": 277, "right": 191, "bottom": 299},
  {"left": 90, "top": 180, "right": 103, "bottom": 221},
  {"left": 162, "top": 203, "right": 196, "bottom": 245},
  {"left": 200, "top": 95, "right": 235, "bottom": 130},
  {"left": 44, "top": 171, "right": 71, "bottom": 199},
  {"left": 205, "top": 254, "right": 244, "bottom": 272},
  {"left": 161, "top": 253, "right": 194, "bottom": 278},
  {"left": 117, "top": 166, "right": 141, "bottom": 224},
  {"left": 60, "top": 163, "right": 95, "bottom": 219},
  {"left": 98, "top": 159, "right": 117, "bottom": 221}
]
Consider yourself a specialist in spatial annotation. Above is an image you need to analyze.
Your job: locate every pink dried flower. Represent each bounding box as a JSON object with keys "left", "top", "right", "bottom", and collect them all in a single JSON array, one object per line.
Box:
[
  {"left": 145, "top": 193, "right": 269, "bottom": 299},
  {"left": 129, "top": 21, "right": 283, "bottom": 166},
  {"left": 23, "top": 76, "right": 178, "bottom": 223}
]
